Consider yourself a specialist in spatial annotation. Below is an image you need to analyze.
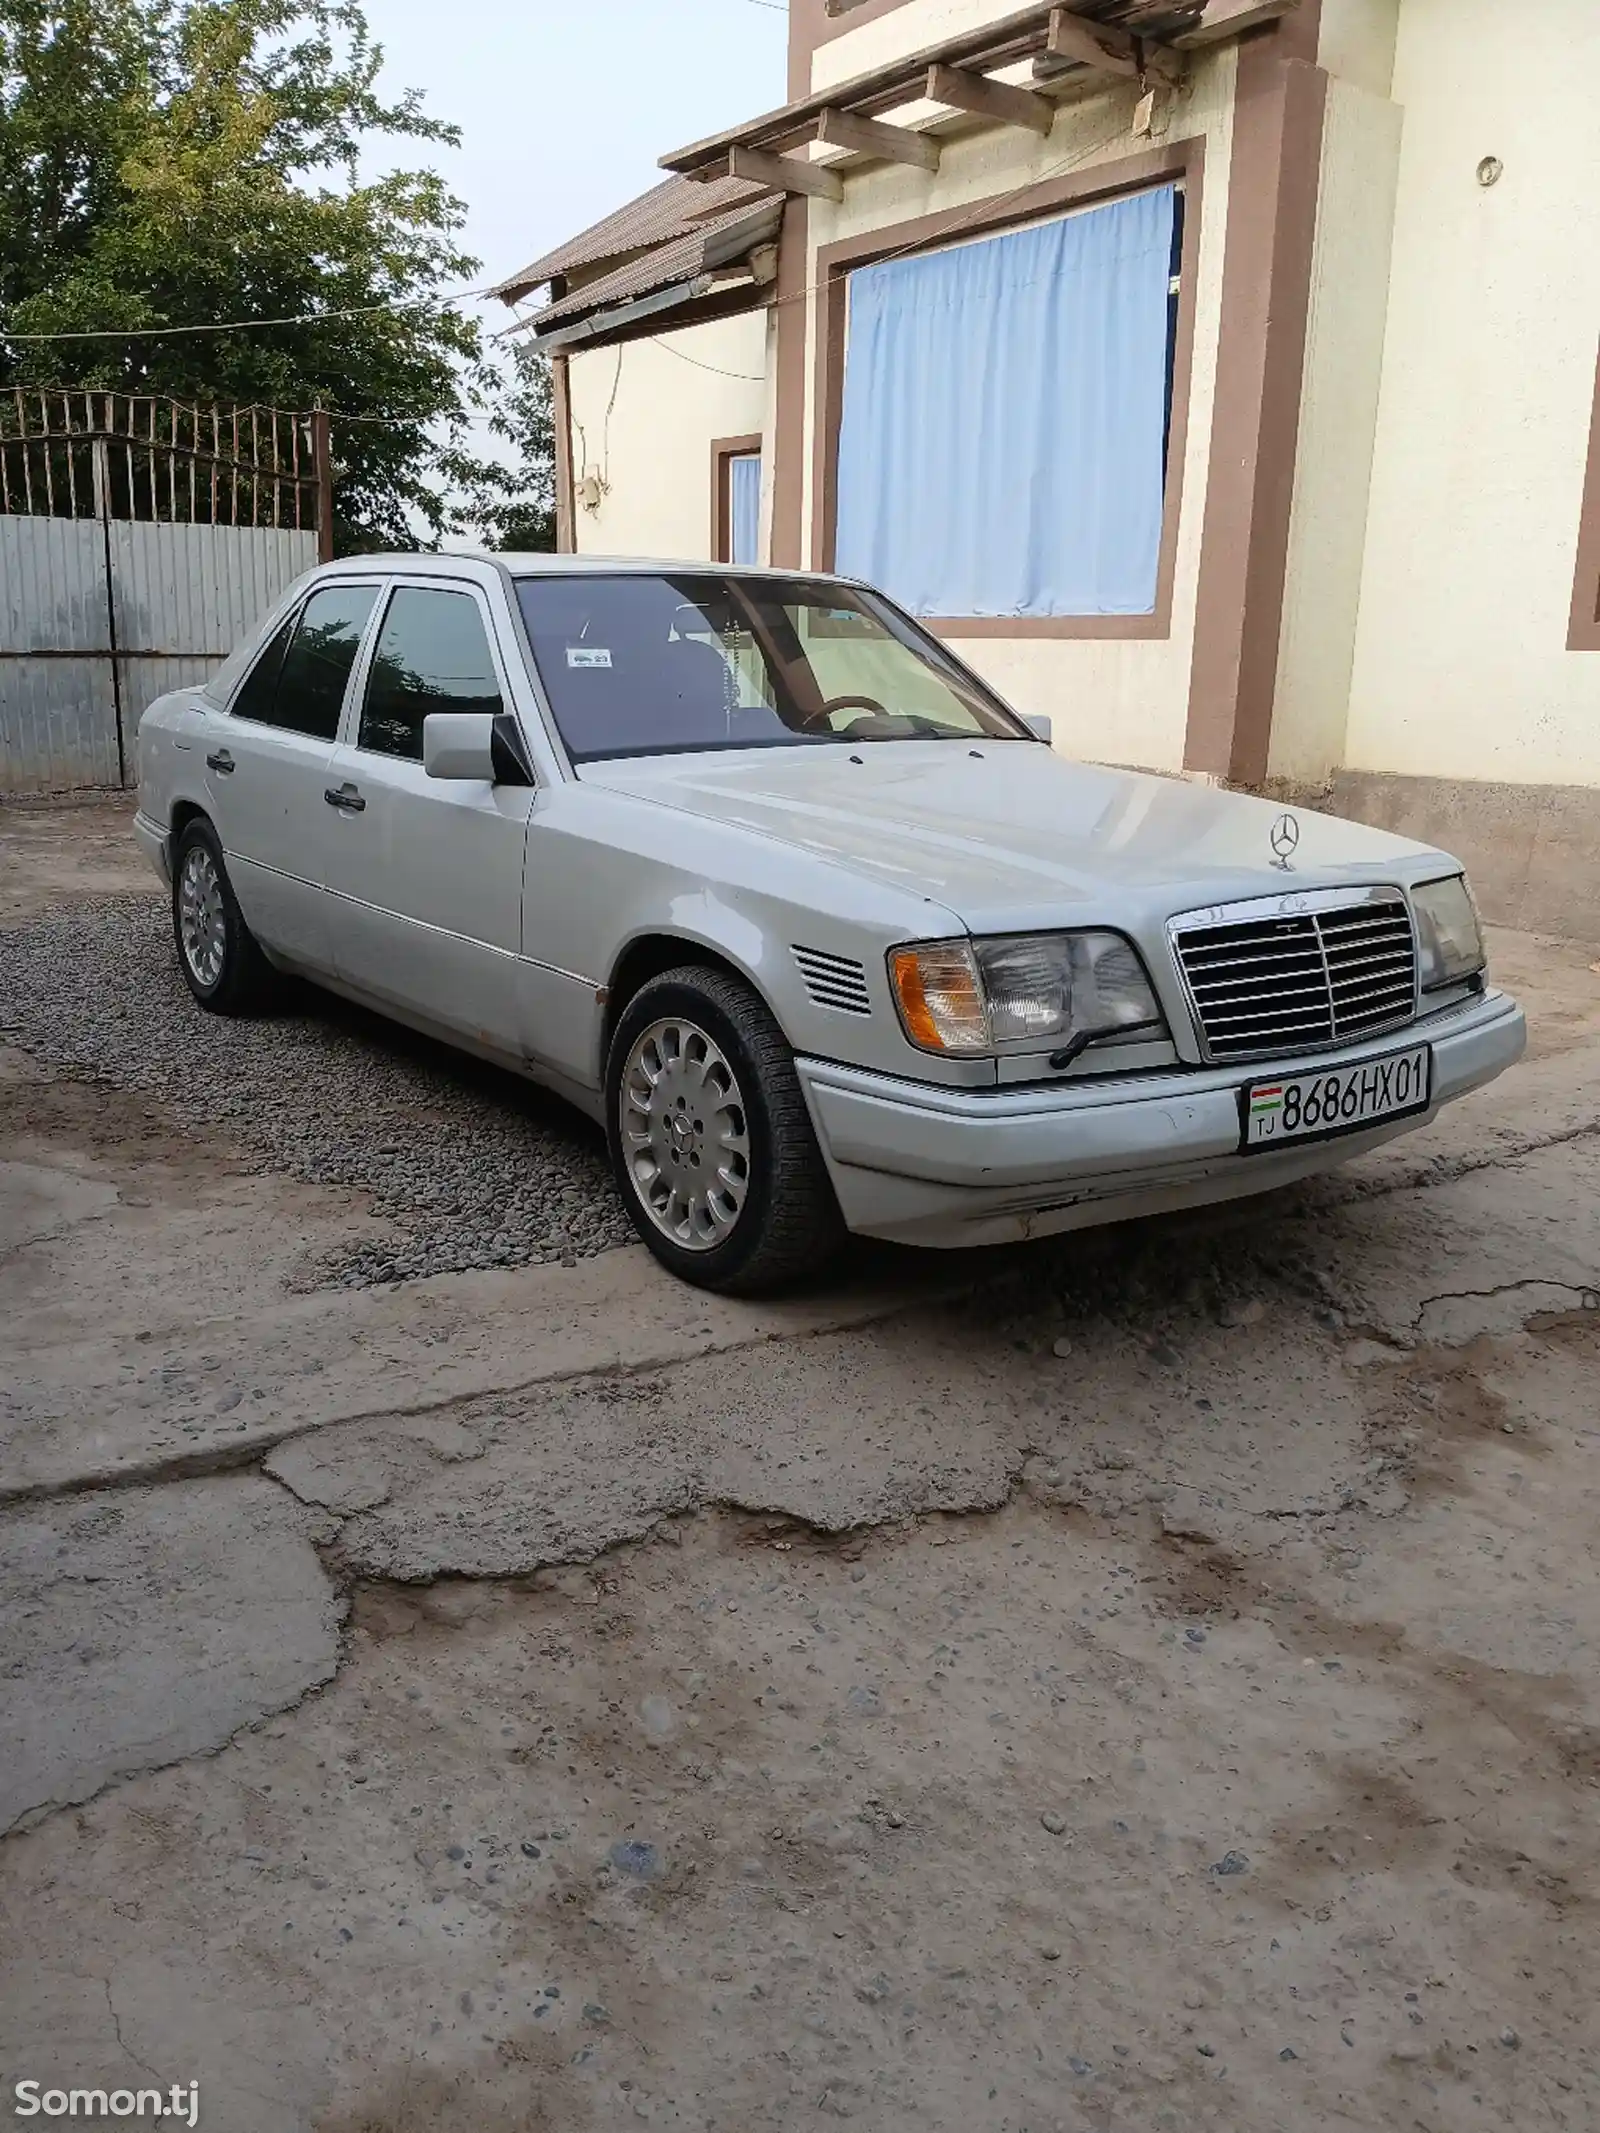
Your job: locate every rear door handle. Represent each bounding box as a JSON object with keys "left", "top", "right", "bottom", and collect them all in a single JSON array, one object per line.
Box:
[
  {"left": 324, "top": 783, "right": 365, "bottom": 813},
  {"left": 206, "top": 750, "right": 235, "bottom": 774}
]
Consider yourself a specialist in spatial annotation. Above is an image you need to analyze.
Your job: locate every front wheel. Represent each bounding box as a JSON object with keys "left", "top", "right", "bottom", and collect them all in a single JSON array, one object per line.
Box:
[
  {"left": 605, "top": 966, "right": 844, "bottom": 1295},
  {"left": 171, "top": 817, "right": 274, "bottom": 1015}
]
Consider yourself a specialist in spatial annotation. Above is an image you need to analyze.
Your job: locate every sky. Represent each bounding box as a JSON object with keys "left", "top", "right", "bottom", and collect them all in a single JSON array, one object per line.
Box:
[{"left": 357, "top": 0, "right": 790, "bottom": 334}]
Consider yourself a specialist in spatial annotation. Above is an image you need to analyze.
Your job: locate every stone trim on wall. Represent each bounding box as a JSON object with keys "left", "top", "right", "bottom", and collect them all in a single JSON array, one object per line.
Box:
[{"left": 1332, "top": 769, "right": 1600, "bottom": 942}]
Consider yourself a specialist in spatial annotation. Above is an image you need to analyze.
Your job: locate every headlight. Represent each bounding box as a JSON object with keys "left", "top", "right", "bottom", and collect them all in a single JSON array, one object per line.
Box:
[
  {"left": 1413, "top": 875, "right": 1485, "bottom": 991},
  {"left": 890, "top": 931, "right": 1165, "bottom": 1058}
]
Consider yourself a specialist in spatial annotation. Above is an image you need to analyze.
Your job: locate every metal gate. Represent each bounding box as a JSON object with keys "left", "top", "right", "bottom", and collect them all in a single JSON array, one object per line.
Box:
[{"left": 0, "top": 393, "right": 328, "bottom": 795}]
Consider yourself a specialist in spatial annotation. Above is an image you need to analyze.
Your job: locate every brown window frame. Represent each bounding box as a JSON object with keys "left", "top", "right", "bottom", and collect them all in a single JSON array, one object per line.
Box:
[
  {"left": 711, "top": 434, "right": 764, "bottom": 564},
  {"left": 1569, "top": 339, "right": 1600, "bottom": 651},
  {"left": 808, "top": 137, "right": 1204, "bottom": 640}
]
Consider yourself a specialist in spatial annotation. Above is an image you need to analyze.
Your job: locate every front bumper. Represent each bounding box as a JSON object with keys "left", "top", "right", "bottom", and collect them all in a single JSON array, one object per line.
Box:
[{"left": 796, "top": 990, "right": 1526, "bottom": 1248}]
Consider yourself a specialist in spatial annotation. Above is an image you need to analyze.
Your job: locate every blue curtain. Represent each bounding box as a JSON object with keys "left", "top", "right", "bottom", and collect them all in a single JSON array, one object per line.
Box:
[
  {"left": 834, "top": 184, "right": 1177, "bottom": 619},
  {"left": 729, "top": 453, "right": 762, "bottom": 566}
]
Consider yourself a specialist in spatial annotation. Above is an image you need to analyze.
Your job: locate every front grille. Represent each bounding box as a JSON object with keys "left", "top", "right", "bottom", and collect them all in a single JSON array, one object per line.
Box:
[
  {"left": 1173, "top": 896, "right": 1417, "bottom": 1062},
  {"left": 792, "top": 945, "right": 872, "bottom": 1017}
]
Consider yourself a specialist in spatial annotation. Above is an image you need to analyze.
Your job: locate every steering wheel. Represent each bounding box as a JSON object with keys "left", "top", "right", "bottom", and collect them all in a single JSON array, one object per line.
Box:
[{"left": 799, "top": 693, "right": 887, "bottom": 732}]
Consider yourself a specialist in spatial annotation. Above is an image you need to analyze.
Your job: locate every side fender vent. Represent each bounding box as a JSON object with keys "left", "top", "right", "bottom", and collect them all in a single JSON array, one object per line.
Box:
[{"left": 792, "top": 945, "right": 872, "bottom": 1017}]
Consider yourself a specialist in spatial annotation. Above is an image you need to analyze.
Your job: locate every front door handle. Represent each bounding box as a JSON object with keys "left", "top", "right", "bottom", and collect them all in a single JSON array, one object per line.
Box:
[
  {"left": 324, "top": 783, "right": 365, "bottom": 813},
  {"left": 206, "top": 749, "right": 235, "bottom": 774}
]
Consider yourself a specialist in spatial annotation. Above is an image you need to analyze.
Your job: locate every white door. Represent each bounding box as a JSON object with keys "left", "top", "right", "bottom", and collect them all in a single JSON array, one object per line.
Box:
[
  {"left": 203, "top": 581, "right": 380, "bottom": 971},
  {"left": 321, "top": 581, "right": 534, "bottom": 1057}
]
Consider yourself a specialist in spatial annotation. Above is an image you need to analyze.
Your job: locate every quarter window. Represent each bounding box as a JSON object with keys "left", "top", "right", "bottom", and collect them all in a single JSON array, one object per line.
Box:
[
  {"left": 230, "top": 586, "right": 378, "bottom": 739},
  {"left": 358, "top": 588, "right": 504, "bottom": 762},
  {"left": 229, "top": 613, "right": 295, "bottom": 725}
]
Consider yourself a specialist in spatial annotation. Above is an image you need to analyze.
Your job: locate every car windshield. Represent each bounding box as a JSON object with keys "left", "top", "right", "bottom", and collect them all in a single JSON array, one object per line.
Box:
[{"left": 513, "top": 571, "right": 1030, "bottom": 762}]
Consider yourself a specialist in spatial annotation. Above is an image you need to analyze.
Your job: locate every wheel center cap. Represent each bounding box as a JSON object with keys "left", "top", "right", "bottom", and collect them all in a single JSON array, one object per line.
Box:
[{"left": 668, "top": 1113, "right": 696, "bottom": 1154}]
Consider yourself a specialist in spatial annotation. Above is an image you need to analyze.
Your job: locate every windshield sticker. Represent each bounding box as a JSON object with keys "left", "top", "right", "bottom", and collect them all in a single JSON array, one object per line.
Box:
[{"left": 567, "top": 647, "right": 613, "bottom": 669}]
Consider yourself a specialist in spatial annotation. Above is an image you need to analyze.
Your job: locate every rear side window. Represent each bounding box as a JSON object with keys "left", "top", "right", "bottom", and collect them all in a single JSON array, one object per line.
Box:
[
  {"left": 230, "top": 585, "right": 378, "bottom": 740},
  {"left": 358, "top": 587, "right": 505, "bottom": 761}
]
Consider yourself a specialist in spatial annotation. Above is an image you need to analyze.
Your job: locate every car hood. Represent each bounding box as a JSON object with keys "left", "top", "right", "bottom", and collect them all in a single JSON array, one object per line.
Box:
[{"left": 577, "top": 744, "right": 1451, "bottom": 930}]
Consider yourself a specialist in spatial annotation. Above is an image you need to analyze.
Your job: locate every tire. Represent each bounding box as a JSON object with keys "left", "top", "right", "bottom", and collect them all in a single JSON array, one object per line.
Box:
[
  {"left": 605, "top": 965, "right": 844, "bottom": 1295},
  {"left": 170, "top": 816, "right": 275, "bottom": 1015}
]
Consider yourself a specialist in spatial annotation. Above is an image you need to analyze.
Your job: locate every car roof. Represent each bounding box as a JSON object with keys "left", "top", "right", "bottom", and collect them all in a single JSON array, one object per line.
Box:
[{"left": 313, "top": 551, "right": 865, "bottom": 586}]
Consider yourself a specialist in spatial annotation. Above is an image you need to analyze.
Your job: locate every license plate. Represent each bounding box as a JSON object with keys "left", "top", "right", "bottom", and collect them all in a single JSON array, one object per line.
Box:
[{"left": 1241, "top": 1045, "right": 1432, "bottom": 1152}]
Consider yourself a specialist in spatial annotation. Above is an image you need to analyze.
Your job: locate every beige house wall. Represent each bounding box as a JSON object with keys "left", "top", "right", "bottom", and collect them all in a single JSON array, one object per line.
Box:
[
  {"left": 565, "top": 313, "right": 769, "bottom": 561},
  {"left": 791, "top": 50, "right": 1240, "bottom": 775},
  {"left": 1342, "top": 0, "right": 1600, "bottom": 791},
  {"left": 1266, "top": 66, "right": 1402, "bottom": 784},
  {"left": 810, "top": 0, "right": 1045, "bottom": 89}
]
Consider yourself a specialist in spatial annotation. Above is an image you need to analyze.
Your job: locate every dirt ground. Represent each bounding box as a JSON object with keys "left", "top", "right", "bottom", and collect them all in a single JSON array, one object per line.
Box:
[{"left": 2, "top": 793, "right": 1598, "bottom": 2132}]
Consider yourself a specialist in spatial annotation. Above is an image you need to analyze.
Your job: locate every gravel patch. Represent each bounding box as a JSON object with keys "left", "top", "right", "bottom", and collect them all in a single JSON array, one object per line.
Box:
[{"left": 0, "top": 897, "right": 633, "bottom": 1287}]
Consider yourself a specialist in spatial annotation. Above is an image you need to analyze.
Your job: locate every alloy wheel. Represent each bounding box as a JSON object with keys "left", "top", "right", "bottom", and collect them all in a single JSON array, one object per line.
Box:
[
  {"left": 177, "top": 844, "right": 227, "bottom": 990},
  {"left": 619, "top": 1017, "right": 752, "bottom": 1250}
]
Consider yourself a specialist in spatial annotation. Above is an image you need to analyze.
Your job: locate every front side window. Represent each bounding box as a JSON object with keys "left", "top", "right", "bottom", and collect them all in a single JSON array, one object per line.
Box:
[
  {"left": 230, "top": 585, "right": 378, "bottom": 739},
  {"left": 359, "top": 587, "right": 505, "bottom": 761},
  {"left": 515, "top": 571, "right": 1030, "bottom": 763}
]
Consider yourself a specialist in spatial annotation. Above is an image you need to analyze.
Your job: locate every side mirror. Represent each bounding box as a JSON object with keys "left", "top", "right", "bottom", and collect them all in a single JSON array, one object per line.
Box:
[
  {"left": 1023, "top": 713, "right": 1053, "bottom": 744},
  {"left": 422, "top": 711, "right": 536, "bottom": 786},
  {"left": 424, "top": 712, "right": 497, "bottom": 782}
]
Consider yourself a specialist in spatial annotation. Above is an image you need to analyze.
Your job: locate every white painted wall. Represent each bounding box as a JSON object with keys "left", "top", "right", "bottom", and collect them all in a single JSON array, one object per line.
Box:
[
  {"left": 566, "top": 312, "right": 769, "bottom": 560},
  {"left": 1268, "top": 76, "right": 1403, "bottom": 784},
  {"left": 1344, "top": 0, "right": 1600, "bottom": 789},
  {"left": 797, "top": 49, "right": 1239, "bottom": 772}
]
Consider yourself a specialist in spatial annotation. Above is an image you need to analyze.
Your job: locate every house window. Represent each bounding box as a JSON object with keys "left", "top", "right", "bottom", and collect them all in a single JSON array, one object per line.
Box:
[
  {"left": 729, "top": 455, "right": 762, "bottom": 566},
  {"left": 834, "top": 184, "right": 1181, "bottom": 620},
  {"left": 713, "top": 436, "right": 764, "bottom": 566}
]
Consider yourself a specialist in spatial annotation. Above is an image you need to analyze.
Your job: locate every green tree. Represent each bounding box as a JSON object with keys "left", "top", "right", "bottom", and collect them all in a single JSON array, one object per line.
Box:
[
  {"left": 0, "top": 0, "right": 508, "bottom": 550},
  {"left": 455, "top": 336, "right": 556, "bottom": 552}
]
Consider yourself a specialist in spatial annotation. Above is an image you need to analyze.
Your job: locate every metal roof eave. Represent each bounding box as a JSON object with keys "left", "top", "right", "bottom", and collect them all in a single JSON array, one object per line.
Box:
[{"left": 513, "top": 199, "right": 783, "bottom": 350}]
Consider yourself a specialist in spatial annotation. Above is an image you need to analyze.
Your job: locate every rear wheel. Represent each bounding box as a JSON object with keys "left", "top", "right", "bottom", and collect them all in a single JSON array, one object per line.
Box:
[
  {"left": 171, "top": 817, "right": 274, "bottom": 1015},
  {"left": 606, "top": 966, "right": 843, "bottom": 1294}
]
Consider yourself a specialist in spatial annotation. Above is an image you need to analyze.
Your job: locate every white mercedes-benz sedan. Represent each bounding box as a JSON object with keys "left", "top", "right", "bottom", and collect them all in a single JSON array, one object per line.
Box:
[{"left": 134, "top": 554, "right": 1524, "bottom": 1293}]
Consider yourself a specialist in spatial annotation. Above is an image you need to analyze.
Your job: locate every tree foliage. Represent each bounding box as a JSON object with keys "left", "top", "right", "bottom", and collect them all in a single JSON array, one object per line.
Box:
[
  {"left": 453, "top": 337, "right": 555, "bottom": 553},
  {"left": 0, "top": 0, "right": 551, "bottom": 551}
]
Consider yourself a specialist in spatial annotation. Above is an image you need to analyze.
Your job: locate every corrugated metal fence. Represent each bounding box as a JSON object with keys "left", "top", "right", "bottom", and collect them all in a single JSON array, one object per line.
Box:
[{"left": 1, "top": 395, "right": 327, "bottom": 796}]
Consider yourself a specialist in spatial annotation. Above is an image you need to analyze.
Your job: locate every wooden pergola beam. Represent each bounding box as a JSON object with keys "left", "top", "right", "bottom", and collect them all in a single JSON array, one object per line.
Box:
[
  {"left": 1038, "top": 7, "right": 1185, "bottom": 87},
  {"left": 813, "top": 105, "right": 941, "bottom": 173},
  {"left": 721, "top": 144, "right": 844, "bottom": 204},
  {"left": 924, "top": 62, "right": 1055, "bottom": 138},
  {"left": 1044, "top": 7, "right": 1139, "bottom": 76}
]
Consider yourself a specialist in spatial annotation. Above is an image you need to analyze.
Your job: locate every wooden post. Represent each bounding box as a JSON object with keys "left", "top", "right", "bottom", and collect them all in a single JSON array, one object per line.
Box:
[
  {"left": 93, "top": 437, "right": 128, "bottom": 790},
  {"left": 311, "top": 406, "right": 334, "bottom": 561}
]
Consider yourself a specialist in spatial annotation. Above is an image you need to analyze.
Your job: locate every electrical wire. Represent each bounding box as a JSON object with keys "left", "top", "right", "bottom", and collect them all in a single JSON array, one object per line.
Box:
[
  {"left": 1, "top": 286, "right": 500, "bottom": 343},
  {"left": 4, "top": 79, "right": 1133, "bottom": 379}
]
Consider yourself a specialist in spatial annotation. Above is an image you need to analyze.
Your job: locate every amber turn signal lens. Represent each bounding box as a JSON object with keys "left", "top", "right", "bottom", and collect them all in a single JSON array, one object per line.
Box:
[{"left": 890, "top": 943, "right": 989, "bottom": 1053}]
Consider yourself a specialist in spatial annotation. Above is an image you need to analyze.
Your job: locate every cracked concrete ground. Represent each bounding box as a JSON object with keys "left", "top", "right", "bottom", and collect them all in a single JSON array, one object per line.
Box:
[{"left": 2, "top": 795, "right": 1599, "bottom": 2130}]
